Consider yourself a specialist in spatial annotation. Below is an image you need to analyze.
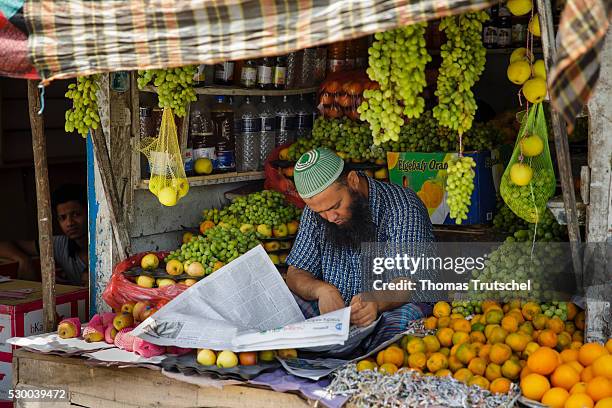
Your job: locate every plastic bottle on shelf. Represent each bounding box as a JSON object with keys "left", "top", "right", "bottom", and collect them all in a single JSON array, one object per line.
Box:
[
  {"left": 257, "top": 57, "right": 274, "bottom": 90},
  {"left": 235, "top": 97, "right": 261, "bottom": 172},
  {"left": 327, "top": 42, "right": 346, "bottom": 74},
  {"left": 285, "top": 51, "right": 302, "bottom": 89},
  {"left": 273, "top": 55, "right": 287, "bottom": 89},
  {"left": 295, "top": 94, "right": 314, "bottom": 139},
  {"left": 210, "top": 96, "right": 235, "bottom": 173},
  {"left": 496, "top": 6, "right": 512, "bottom": 49},
  {"left": 214, "top": 61, "right": 235, "bottom": 85},
  {"left": 190, "top": 97, "right": 216, "bottom": 166},
  {"left": 345, "top": 40, "right": 356, "bottom": 70},
  {"left": 483, "top": 6, "right": 499, "bottom": 49},
  {"left": 276, "top": 95, "right": 297, "bottom": 146},
  {"left": 314, "top": 47, "right": 328, "bottom": 82},
  {"left": 258, "top": 96, "right": 277, "bottom": 168},
  {"left": 240, "top": 59, "right": 257, "bottom": 88},
  {"left": 300, "top": 48, "right": 316, "bottom": 87}
]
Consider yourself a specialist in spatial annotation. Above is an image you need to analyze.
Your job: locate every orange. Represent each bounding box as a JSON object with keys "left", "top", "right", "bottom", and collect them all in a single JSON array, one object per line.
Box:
[
  {"left": 426, "top": 352, "right": 448, "bottom": 372},
  {"left": 423, "top": 335, "right": 441, "bottom": 353},
  {"left": 408, "top": 352, "right": 427, "bottom": 370},
  {"left": 448, "top": 355, "right": 464, "bottom": 372},
  {"left": 566, "top": 303, "right": 579, "bottom": 321},
  {"left": 452, "top": 318, "right": 471, "bottom": 333},
  {"left": 586, "top": 377, "right": 612, "bottom": 402},
  {"left": 522, "top": 302, "right": 541, "bottom": 321},
  {"left": 528, "top": 346, "right": 560, "bottom": 375},
  {"left": 575, "top": 312, "right": 586, "bottom": 331},
  {"left": 490, "top": 344, "right": 513, "bottom": 365},
  {"left": 383, "top": 346, "right": 405, "bottom": 366},
  {"left": 490, "top": 377, "right": 512, "bottom": 394},
  {"left": 521, "top": 365, "right": 534, "bottom": 379},
  {"left": 501, "top": 359, "right": 522, "bottom": 380},
  {"left": 485, "top": 324, "right": 500, "bottom": 340},
  {"left": 566, "top": 322, "right": 577, "bottom": 335},
  {"left": 508, "top": 309, "right": 526, "bottom": 323},
  {"left": 489, "top": 327, "right": 509, "bottom": 344},
  {"left": 502, "top": 315, "right": 519, "bottom": 333},
  {"left": 437, "top": 316, "right": 451, "bottom": 328},
  {"left": 439, "top": 347, "right": 450, "bottom": 357},
  {"left": 376, "top": 350, "right": 385, "bottom": 366},
  {"left": 456, "top": 344, "right": 477, "bottom": 365},
  {"left": 548, "top": 317, "right": 566, "bottom": 334},
  {"left": 482, "top": 301, "right": 501, "bottom": 314},
  {"left": 435, "top": 368, "right": 452, "bottom": 377},
  {"left": 574, "top": 332, "right": 585, "bottom": 343},
  {"left": 485, "top": 309, "right": 504, "bottom": 325},
  {"left": 533, "top": 314, "right": 549, "bottom": 330},
  {"left": 468, "top": 357, "right": 487, "bottom": 376},
  {"left": 356, "top": 360, "right": 377, "bottom": 372},
  {"left": 564, "top": 393, "right": 594, "bottom": 408},
  {"left": 579, "top": 344, "right": 608, "bottom": 367},
  {"left": 592, "top": 355, "right": 612, "bottom": 380},
  {"left": 524, "top": 342, "right": 541, "bottom": 358},
  {"left": 569, "top": 361, "right": 586, "bottom": 374},
  {"left": 379, "top": 363, "right": 399, "bottom": 375},
  {"left": 521, "top": 373, "right": 551, "bottom": 401},
  {"left": 520, "top": 321, "right": 536, "bottom": 336},
  {"left": 450, "top": 344, "right": 460, "bottom": 356},
  {"left": 583, "top": 367, "right": 596, "bottom": 383},
  {"left": 424, "top": 316, "right": 438, "bottom": 330},
  {"left": 539, "top": 329, "right": 559, "bottom": 348},
  {"left": 454, "top": 368, "right": 473, "bottom": 383},
  {"left": 471, "top": 331, "right": 486, "bottom": 344},
  {"left": 542, "top": 387, "right": 570, "bottom": 408},
  {"left": 506, "top": 332, "right": 530, "bottom": 352},
  {"left": 479, "top": 344, "right": 492, "bottom": 360},
  {"left": 433, "top": 302, "right": 451, "bottom": 318},
  {"left": 452, "top": 331, "right": 470, "bottom": 346},
  {"left": 559, "top": 332, "right": 574, "bottom": 350},
  {"left": 562, "top": 349, "right": 581, "bottom": 363},
  {"left": 486, "top": 363, "right": 502, "bottom": 381},
  {"left": 437, "top": 328, "right": 454, "bottom": 347},
  {"left": 573, "top": 341, "right": 585, "bottom": 351},
  {"left": 606, "top": 339, "right": 612, "bottom": 354},
  {"left": 468, "top": 375, "right": 490, "bottom": 390},
  {"left": 552, "top": 364, "right": 581, "bottom": 390},
  {"left": 571, "top": 382, "right": 589, "bottom": 394},
  {"left": 595, "top": 397, "right": 612, "bottom": 408},
  {"left": 406, "top": 338, "right": 426, "bottom": 355}
]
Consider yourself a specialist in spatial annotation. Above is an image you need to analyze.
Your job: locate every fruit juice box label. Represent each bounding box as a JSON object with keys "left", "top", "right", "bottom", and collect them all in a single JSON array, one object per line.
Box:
[{"left": 388, "top": 151, "right": 496, "bottom": 225}]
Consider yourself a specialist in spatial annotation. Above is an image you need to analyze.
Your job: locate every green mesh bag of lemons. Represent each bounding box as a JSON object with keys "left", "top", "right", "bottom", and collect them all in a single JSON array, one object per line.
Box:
[
  {"left": 140, "top": 108, "right": 189, "bottom": 206},
  {"left": 500, "top": 103, "right": 555, "bottom": 223}
]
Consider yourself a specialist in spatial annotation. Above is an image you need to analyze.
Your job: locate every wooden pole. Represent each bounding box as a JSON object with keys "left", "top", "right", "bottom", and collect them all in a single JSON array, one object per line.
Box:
[
  {"left": 535, "top": 0, "right": 583, "bottom": 277},
  {"left": 27, "top": 80, "right": 56, "bottom": 332}
]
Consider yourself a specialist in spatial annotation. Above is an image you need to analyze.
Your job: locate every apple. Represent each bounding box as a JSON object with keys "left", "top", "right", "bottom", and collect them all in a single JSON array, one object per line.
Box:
[
  {"left": 199, "top": 220, "right": 216, "bottom": 234},
  {"left": 156, "top": 278, "right": 176, "bottom": 288},
  {"left": 268, "top": 254, "right": 280, "bottom": 265},
  {"left": 121, "top": 302, "right": 136, "bottom": 315},
  {"left": 83, "top": 326, "right": 105, "bottom": 343},
  {"left": 172, "top": 177, "right": 190, "bottom": 199},
  {"left": 239, "top": 352, "right": 257, "bottom": 366},
  {"left": 278, "top": 147, "right": 290, "bottom": 161},
  {"left": 186, "top": 262, "right": 205, "bottom": 277},
  {"left": 239, "top": 223, "right": 254, "bottom": 234},
  {"left": 374, "top": 167, "right": 388, "bottom": 180},
  {"left": 216, "top": 350, "right": 239, "bottom": 368},
  {"left": 140, "top": 307, "right": 158, "bottom": 320},
  {"left": 158, "top": 186, "right": 178, "bottom": 206},
  {"left": 212, "top": 261, "right": 225, "bottom": 272},
  {"left": 104, "top": 325, "right": 117, "bottom": 344},
  {"left": 197, "top": 349, "right": 217, "bottom": 366},
  {"left": 57, "top": 318, "right": 80, "bottom": 339},
  {"left": 165, "top": 259, "right": 184, "bottom": 276},
  {"left": 256, "top": 224, "right": 273, "bottom": 238},
  {"left": 141, "top": 253, "right": 159, "bottom": 270},
  {"left": 272, "top": 224, "right": 288, "bottom": 238},
  {"left": 259, "top": 350, "right": 276, "bottom": 362},
  {"left": 279, "top": 253, "right": 289, "bottom": 264},
  {"left": 136, "top": 275, "right": 155, "bottom": 288},
  {"left": 148, "top": 175, "right": 165, "bottom": 196},
  {"left": 194, "top": 158, "right": 213, "bottom": 175},
  {"left": 277, "top": 349, "right": 298, "bottom": 359},
  {"left": 263, "top": 241, "right": 281, "bottom": 252},
  {"left": 132, "top": 301, "right": 150, "bottom": 322},
  {"left": 180, "top": 279, "right": 198, "bottom": 286},
  {"left": 113, "top": 313, "right": 134, "bottom": 331},
  {"left": 182, "top": 232, "right": 194, "bottom": 244},
  {"left": 279, "top": 241, "right": 292, "bottom": 250},
  {"left": 287, "top": 220, "right": 299, "bottom": 235}
]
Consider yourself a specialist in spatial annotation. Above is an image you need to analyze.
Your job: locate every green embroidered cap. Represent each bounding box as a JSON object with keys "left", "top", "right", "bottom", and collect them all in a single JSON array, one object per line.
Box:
[{"left": 294, "top": 147, "right": 344, "bottom": 199}]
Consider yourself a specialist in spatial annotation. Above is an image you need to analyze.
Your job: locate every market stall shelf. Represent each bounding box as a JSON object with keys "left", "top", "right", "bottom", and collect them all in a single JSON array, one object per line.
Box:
[
  {"left": 140, "top": 85, "right": 319, "bottom": 97},
  {"left": 12, "top": 350, "right": 311, "bottom": 408},
  {"left": 137, "top": 171, "right": 265, "bottom": 189}
]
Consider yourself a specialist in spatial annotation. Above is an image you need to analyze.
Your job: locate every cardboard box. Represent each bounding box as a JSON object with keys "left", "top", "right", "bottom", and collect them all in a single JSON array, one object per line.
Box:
[
  {"left": 0, "top": 280, "right": 87, "bottom": 404},
  {"left": 388, "top": 150, "right": 496, "bottom": 225}
]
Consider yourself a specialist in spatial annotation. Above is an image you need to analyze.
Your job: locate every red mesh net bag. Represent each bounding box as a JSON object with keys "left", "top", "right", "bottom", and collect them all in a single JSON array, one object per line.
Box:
[
  {"left": 263, "top": 144, "right": 305, "bottom": 209},
  {"left": 102, "top": 251, "right": 188, "bottom": 311}
]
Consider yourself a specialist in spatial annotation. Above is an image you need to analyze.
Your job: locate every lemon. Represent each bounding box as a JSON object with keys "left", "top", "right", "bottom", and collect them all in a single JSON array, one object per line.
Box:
[
  {"left": 148, "top": 175, "right": 165, "bottom": 196},
  {"left": 507, "top": 0, "right": 533, "bottom": 16},
  {"left": 533, "top": 60, "right": 546, "bottom": 80},
  {"left": 522, "top": 78, "right": 547, "bottom": 103},
  {"left": 510, "top": 48, "right": 532, "bottom": 64},
  {"left": 521, "top": 135, "right": 545, "bottom": 157},
  {"left": 529, "top": 14, "right": 541, "bottom": 37},
  {"left": 510, "top": 163, "right": 533, "bottom": 186},
  {"left": 507, "top": 61, "right": 533, "bottom": 85},
  {"left": 194, "top": 158, "right": 213, "bottom": 175},
  {"left": 158, "top": 186, "right": 178, "bottom": 206}
]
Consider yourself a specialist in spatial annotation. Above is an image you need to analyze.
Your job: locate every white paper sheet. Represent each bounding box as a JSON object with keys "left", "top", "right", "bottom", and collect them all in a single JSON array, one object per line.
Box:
[
  {"left": 8, "top": 332, "right": 114, "bottom": 354},
  {"left": 84, "top": 348, "right": 167, "bottom": 364}
]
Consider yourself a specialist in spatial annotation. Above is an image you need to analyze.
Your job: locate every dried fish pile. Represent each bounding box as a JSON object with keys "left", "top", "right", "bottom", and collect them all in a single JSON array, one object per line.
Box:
[
  {"left": 404, "top": 319, "right": 435, "bottom": 337},
  {"left": 327, "top": 364, "right": 521, "bottom": 408}
]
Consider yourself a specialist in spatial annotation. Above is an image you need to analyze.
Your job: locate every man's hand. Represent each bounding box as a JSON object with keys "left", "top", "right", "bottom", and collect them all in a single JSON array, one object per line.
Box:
[
  {"left": 315, "top": 284, "right": 345, "bottom": 315},
  {"left": 350, "top": 295, "right": 378, "bottom": 327}
]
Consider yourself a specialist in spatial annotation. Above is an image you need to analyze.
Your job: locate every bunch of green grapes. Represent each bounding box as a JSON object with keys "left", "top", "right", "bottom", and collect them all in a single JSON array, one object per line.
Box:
[
  {"left": 493, "top": 198, "right": 529, "bottom": 234},
  {"left": 165, "top": 225, "right": 259, "bottom": 274},
  {"left": 202, "top": 208, "right": 221, "bottom": 224},
  {"left": 137, "top": 67, "right": 198, "bottom": 117},
  {"left": 541, "top": 302, "right": 569, "bottom": 321},
  {"left": 433, "top": 12, "right": 488, "bottom": 135},
  {"left": 220, "top": 191, "right": 301, "bottom": 227},
  {"left": 446, "top": 156, "right": 476, "bottom": 224},
  {"left": 359, "top": 23, "right": 430, "bottom": 145},
  {"left": 65, "top": 75, "right": 101, "bottom": 138}
]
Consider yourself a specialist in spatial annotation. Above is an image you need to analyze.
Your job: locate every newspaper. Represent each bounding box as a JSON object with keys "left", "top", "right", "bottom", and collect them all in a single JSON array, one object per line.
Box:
[{"left": 131, "top": 245, "right": 350, "bottom": 351}]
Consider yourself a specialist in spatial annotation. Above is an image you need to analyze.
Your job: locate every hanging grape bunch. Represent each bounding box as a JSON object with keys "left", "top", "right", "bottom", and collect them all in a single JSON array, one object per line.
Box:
[
  {"left": 65, "top": 75, "right": 101, "bottom": 138},
  {"left": 137, "top": 66, "right": 198, "bottom": 117},
  {"left": 433, "top": 12, "right": 488, "bottom": 135},
  {"left": 358, "top": 23, "right": 431, "bottom": 145},
  {"left": 445, "top": 156, "right": 476, "bottom": 224}
]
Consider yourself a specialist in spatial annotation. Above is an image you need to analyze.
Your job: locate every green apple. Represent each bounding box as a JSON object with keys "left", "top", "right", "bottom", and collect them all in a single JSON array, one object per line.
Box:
[
  {"left": 259, "top": 350, "right": 276, "bottom": 362},
  {"left": 57, "top": 321, "right": 78, "bottom": 339},
  {"left": 279, "top": 241, "right": 292, "bottom": 250},
  {"left": 132, "top": 301, "right": 150, "bottom": 322},
  {"left": 180, "top": 279, "right": 198, "bottom": 286},
  {"left": 256, "top": 224, "right": 273, "bottom": 238},
  {"left": 277, "top": 349, "right": 298, "bottom": 359},
  {"left": 194, "top": 158, "right": 213, "bottom": 175},
  {"left": 287, "top": 220, "right": 299, "bottom": 235},
  {"left": 279, "top": 253, "right": 288, "bottom": 264},
  {"left": 141, "top": 253, "right": 159, "bottom": 270},
  {"left": 272, "top": 224, "right": 288, "bottom": 238},
  {"left": 263, "top": 241, "right": 281, "bottom": 252},
  {"left": 121, "top": 302, "right": 136, "bottom": 314},
  {"left": 268, "top": 253, "right": 280, "bottom": 265},
  {"left": 186, "top": 262, "right": 205, "bottom": 277},
  {"left": 84, "top": 329, "right": 105, "bottom": 343},
  {"left": 165, "top": 259, "right": 184, "bottom": 276},
  {"left": 113, "top": 313, "right": 134, "bottom": 331},
  {"left": 239, "top": 223, "right": 254, "bottom": 234},
  {"left": 216, "top": 350, "right": 239, "bottom": 368},
  {"left": 136, "top": 275, "right": 155, "bottom": 288},
  {"left": 196, "top": 349, "right": 217, "bottom": 366},
  {"left": 156, "top": 278, "right": 176, "bottom": 288}
]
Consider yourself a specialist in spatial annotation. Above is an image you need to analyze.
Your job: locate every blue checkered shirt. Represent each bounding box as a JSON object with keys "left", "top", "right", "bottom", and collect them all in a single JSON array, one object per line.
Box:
[{"left": 286, "top": 176, "right": 434, "bottom": 304}]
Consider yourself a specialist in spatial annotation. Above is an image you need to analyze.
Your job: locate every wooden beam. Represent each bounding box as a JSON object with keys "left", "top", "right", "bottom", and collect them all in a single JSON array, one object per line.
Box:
[
  {"left": 535, "top": 0, "right": 583, "bottom": 276},
  {"left": 27, "top": 80, "right": 56, "bottom": 332}
]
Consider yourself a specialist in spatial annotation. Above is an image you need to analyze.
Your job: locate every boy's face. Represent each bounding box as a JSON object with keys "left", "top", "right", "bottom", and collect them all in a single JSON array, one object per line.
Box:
[{"left": 56, "top": 201, "right": 87, "bottom": 240}]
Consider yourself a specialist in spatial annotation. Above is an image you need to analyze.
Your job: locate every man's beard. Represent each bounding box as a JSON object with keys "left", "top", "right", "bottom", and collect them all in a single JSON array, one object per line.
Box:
[{"left": 321, "top": 191, "right": 376, "bottom": 249}]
